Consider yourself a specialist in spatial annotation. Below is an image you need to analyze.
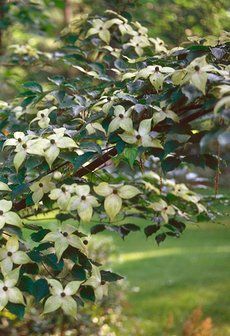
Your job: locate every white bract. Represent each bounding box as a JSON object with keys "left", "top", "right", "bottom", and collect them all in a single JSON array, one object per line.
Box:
[
  {"left": 4, "top": 132, "right": 47, "bottom": 171},
  {"left": 42, "top": 222, "right": 86, "bottom": 261},
  {"left": 31, "top": 107, "right": 56, "bottom": 128},
  {"left": 149, "top": 37, "right": 168, "bottom": 53},
  {"left": 0, "top": 200, "right": 22, "bottom": 229},
  {"left": 125, "top": 35, "right": 150, "bottom": 56},
  {"left": 152, "top": 105, "right": 179, "bottom": 124},
  {"left": 0, "top": 268, "right": 24, "bottom": 311},
  {"left": 69, "top": 185, "right": 99, "bottom": 222},
  {"left": 119, "top": 118, "right": 163, "bottom": 148},
  {"left": 149, "top": 199, "right": 176, "bottom": 223},
  {"left": 84, "top": 265, "right": 108, "bottom": 301},
  {"left": 49, "top": 184, "right": 73, "bottom": 210},
  {"left": 172, "top": 56, "right": 218, "bottom": 94},
  {"left": 135, "top": 65, "right": 175, "bottom": 91},
  {"left": 0, "top": 182, "right": 11, "bottom": 192},
  {"left": 44, "top": 279, "right": 82, "bottom": 317},
  {"left": 108, "top": 105, "right": 133, "bottom": 133},
  {"left": 30, "top": 175, "right": 56, "bottom": 204},
  {"left": 94, "top": 182, "right": 140, "bottom": 220},
  {"left": 44, "top": 128, "right": 77, "bottom": 168},
  {"left": 0, "top": 236, "right": 30, "bottom": 273},
  {"left": 86, "top": 18, "right": 121, "bottom": 44}
]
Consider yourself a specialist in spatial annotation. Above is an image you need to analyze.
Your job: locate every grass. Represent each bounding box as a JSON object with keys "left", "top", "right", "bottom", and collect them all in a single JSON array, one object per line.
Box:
[{"left": 108, "top": 220, "right": 230, "bottom": 335}]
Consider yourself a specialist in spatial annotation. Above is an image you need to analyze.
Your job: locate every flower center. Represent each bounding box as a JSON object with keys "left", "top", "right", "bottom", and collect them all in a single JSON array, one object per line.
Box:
[
  {"left": 41, "top": 113, "right": 45, "bottom": 118},
  {"left": 62, "top": 232, "right": 68, "bottom": 237},
  {"left": 83, "top": 240, "right": 88, "bottom": 245},
  {"left": 155, "top": 66, "right": 160, "bottom": 72},
  {"left": 194, "top": 65, "right": 200, "bottom": 72},
  {"left": 0, "top": 210, "right": 3, "bottom": 216},
  {"left": 18, "top": 138, "right": 22, "bottom": 143},
  {"left": 50, "top": 139, "right": 56, "bottom": 145},
  {"left": 136, "top": 134, "right": 141, "bottom": 140},
  {"left": 99, "top": 27, "right": 103, "bottom": 31},
  {"left": 136, "top": 43, "right": 139, "bottom": 47},
  {"left": 61, "top": 187, "right": 66, "bottom": 192},
  {"left": 113, "top": 189, "right": 118, "bottom": 194},
  {"left": 39, "top": 183, "right": 43, "bottom": 188},
  {"left": 3, "top": 286, "right": 8, "bottom": 291},
  {"left": 22, "top": 143, "right": 27, "bottom": 149},
  {"left": 7, "top": 251, "right": 13, "bottom": 257},
  {"left": 119, "top": 114, "right": 124, "bottom": 119},
  {"left": 163, "top": 207, "right": 168, "bottom": 211},
  {"left": 81, "top": 195, "right": 86, "bottom": 201},
  {"left": 61, "top": 292, "right": 66, "bottom": 297},
  {"left": 101, "top": 281, "right": 106, "bottom": 285}
]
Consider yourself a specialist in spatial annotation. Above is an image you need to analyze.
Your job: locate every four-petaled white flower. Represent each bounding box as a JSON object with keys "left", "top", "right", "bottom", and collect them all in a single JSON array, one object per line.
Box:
[
  {"left": 44, "top": 128, "right": 77, "bottom": 168},
  {"left": 94, "top": 182, "right": 140, "bottom": 220},
  {"left": 0, "top": 200, "right": 22, "bottom": 229},
  {"left": 108, "top": 105, "right": 133, "bottom": 134},
  {"left": 172, "top": 56, "right": 218, "bottom": 95},
  {"left": 0, "top": 267, "right": 24, "bottom": 311},
  {"left": 149, "top": 199, "right": 176, "bottom": 223},
  {"left": 31, "top": 107, "right": 56, "bottom": 129},
  {"left": 43, "top": 279, "right": 81, "bottom": 317},
  {"left": 0, "top": 236, "right": 30, "bottom": 273},
  {"left": 42, "top": 222, "right": 86, "bottom": 261},
  {"left": 30, "top": 175, "right": 56, "bottom": 204},
  {"left": 84, "top": 265, "right": 108, "bottom": 301},
  {"left": 119, "top": 118, "right": 163, "bottom": 148},
  {"left": 86, "top": 18, "right": 121, "bottom": 44},
  {"left": 3, "top": 132, "right": 47, "bottom": 171},
  {"left": 69, "top": 185, "right": 99, "bottom": 222},
  {"left": 149, "top": 37, "right": 168, "bottom": 53},
  {"left": 49, "top": 184, "right": 72, "bottom": 210},
  {"left": 152, "top": 105, "right": 179, "bottom": 124},
  {"left": 125, "top": 35, "right": 150, "bottom": 56},
  {"left": 135, "top": 65, "right": 175, "bottom": 92}
]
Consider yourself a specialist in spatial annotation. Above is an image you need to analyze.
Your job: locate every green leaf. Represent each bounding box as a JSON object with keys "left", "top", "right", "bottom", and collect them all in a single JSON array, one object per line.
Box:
[
  {"left": 60, "top": 151, "right": 95, "bottom": 170},
  {"left": 124, "top": 147, "right": 138, "bottom": 168},
  {"left": 33, "top": 278, "right": 49, "bottom": 303},
  {"left": 161, "top": 156, "right": 181, "bottom": 173},
  {"left": 71, "top": 264, "right": 87, "bottom": 281},
  {"left": 100, "top": 270, "right": 124, "bottom": 282},
  {"left": 144, "top": 225, "right": 160, "bottom": 238},
  {"left": 23, "top": 81, "right": 43, "bottom": 93},
  {"left": 90, "top": 224, "right": 106, "bottom": 234},
  {"left": 19, "top": 275, "right": 34, "bottom": 295},
  {"left": 80, "top": 286, "right": 95, "bottom": 302},
  {"left": 6, "top": 303, "right": 25, "bottom": 319},
  {"left": 31, "top": 229, "right": 50, "bottom": 242},
  {"left": 155, "top": 233, "right": 166, "bottom": 245}
]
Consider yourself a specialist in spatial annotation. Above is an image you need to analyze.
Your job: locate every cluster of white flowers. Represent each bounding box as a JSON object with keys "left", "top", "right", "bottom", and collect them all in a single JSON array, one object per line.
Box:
[{"left": 3, "top": 128, "right": 77, "bottom": 170}]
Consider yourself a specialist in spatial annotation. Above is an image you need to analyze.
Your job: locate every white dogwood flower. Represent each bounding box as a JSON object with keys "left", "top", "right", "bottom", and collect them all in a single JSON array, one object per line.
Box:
[
  {"left": 86, "top": 18, "right": 121, "bottom": 44},
  {"left": 152, "top": 105, "right": 179, "bottom": 124},
  {"left": 126, "top": 35, "right": 150, "bottom": 56},
  {"left": 43, "top": 279, "right": 82, "bottom": 317},
  {"left": 44, "top": 128, "right": 77, "bottom": 168},
  {"left": 108, "top": 105, "right": 133, "bottom": 134},
  {"left": 42, "top": 222, "right": 86, "bottom": 261},
  {"left": 49, "top": 184, "right": 72, "bottom": 210},
  {"left": 69, "top": 185, "right": 99, "bottom": 222},
  {"left": 31, "top": 107, "right": 56, "bottom": 128},
  {"left": 149, "top": 199, "right": 176, "bottom": 223},
  {"left": 0, "top": 236, "right": 30, "bottom": 273},
  {"left": 94, "top": 182, "right": 140, "bottom": 220},
  {"left": 30, "top": 176, "right": 56, "bottom": 204},
  {"left": 0, "top": 268, "right": 24, "bottom": 311},
  {"left": 0, "top": 182, "right": 11, "bottom": 192},
  {"left": 150, "top": 37, "right": 168, "bottom": 53},
  {"left": 172, "top": 56, "right": 218, "bottom": 94},
  {"left": 3, "top": 132, "right": 48, "bottom": 171},
  {"left": 135, "top": 65, "right": 174, "bottom": 91},
  {"left": 119, "top": 118, "right": 163, "bottom": 148},
  {"left": 0, "top": 200, "right": 22, "bottom": 229},
  {"left": 84, "top": 265, "right": 108, "bottom": 301}
]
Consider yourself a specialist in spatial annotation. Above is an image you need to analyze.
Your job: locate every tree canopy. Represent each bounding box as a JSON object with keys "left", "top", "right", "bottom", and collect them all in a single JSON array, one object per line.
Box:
[{"left": 0, "top": 8, "right": 229, "bottom": 319}]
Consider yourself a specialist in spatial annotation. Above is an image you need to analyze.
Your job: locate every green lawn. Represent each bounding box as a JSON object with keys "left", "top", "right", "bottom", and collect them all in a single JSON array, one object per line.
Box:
[{"left": 108, "top": 221, "right": 230, "bottom": 335}]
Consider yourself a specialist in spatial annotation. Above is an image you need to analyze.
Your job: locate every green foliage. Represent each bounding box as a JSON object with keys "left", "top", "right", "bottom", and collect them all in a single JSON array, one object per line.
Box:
[{"left": 0, "top": 7, "right": 229, "bottom": 320}]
